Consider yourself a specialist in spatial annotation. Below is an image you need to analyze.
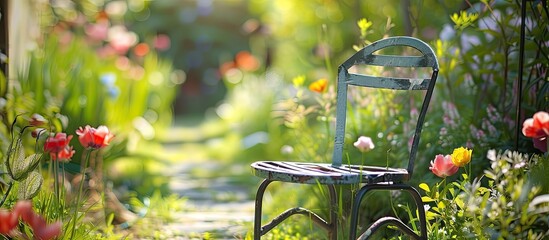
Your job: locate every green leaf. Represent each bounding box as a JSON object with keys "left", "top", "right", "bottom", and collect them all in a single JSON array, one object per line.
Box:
[
  {"left": 7, "top": 139, "right": 25, "bottom": 179},
  {"left": 437, "top": 201, "right": 446, "bottom": 210},
  {"left": 422, "top": 196, "right": 435, "bottom": 203},
  {"left": 419, "top": 183, "right": 430, "bottom": 193},
  {"left": 426, "top": 210, "right": 440, "bottom": 221},
  {"left": 476, "top": 187, "right": 490, "bottom": 196},
  {"left": 455, "top": 196, "right": 465, "bottom": 210},
  {"left": 12, "top": 153, "right": 43, "bottom": 180},
  {"left": 17, "top": 171, "right": 43, "bottom": 199},
  {"left": 449, "top": 187, "right": 455, "bottom": 197}
]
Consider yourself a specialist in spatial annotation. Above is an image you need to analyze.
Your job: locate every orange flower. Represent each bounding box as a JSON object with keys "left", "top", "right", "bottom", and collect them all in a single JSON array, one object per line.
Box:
[
  {"left": 235, "top": 51, "right": 260, "bottom": 71},
  {"left": 309, "top": 78, "right": 328, "bottom": 93}
]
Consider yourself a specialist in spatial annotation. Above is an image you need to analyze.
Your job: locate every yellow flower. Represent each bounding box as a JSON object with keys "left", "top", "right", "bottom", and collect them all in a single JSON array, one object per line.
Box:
[
  {"left": 292, "top": 75, "right": 305, "bottom": 87},
  {"left": 309, "top": 78, "right": 328, "bottom": 93},
  {"left": 451, "top": 147, "right": 472, "bottom": 167}
]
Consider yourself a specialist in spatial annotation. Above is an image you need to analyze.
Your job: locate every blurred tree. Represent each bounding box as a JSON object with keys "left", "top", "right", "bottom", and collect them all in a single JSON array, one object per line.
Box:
[{"left": 127, "top": 0, "right": 253, "bottom": 115}]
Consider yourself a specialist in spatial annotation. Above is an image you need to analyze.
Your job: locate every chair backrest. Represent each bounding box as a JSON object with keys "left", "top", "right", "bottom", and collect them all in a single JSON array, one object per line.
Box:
[{"left": 332, "top": 36, "right": 439, "bottom": 177}]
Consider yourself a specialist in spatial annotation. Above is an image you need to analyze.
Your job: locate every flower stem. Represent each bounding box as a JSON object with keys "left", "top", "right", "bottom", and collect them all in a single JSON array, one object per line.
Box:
[
  {"left": 70, "top": 149, "right": 92, "bottom": 240},
  {"left": 53, "top": 159, "right": 59, "bottom": 205},
  {"left": 0, "top": 182, "right": 13, "bottom": 208}
]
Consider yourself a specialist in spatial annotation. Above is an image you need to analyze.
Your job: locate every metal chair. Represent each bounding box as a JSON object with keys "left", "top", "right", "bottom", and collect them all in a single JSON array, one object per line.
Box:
[{"left": 251, "top": 36, "right": 439, "bottom": 240}]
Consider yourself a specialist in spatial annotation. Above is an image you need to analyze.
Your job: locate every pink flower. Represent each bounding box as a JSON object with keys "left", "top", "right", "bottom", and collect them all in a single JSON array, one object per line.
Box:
[
  {"left": 153, "top": 34, "right": 171, "bottom": 51},
  {"left": 29, "top": 113, "right": 47, "bottom": 127},
  {"left": 85, "top": 20, "right": 109, "bottom": 42},
  {"left": 429, "top": 154, "right": 459, "bottom": 178},
  {"left": 108, "top": 25, "right": 138, "bottom": 55},
  {"left": 76, "top": 125, "right": 115, "bottom": 149},
  {"left": 353, "top": 136, "right": 375, "bottom": 152}
]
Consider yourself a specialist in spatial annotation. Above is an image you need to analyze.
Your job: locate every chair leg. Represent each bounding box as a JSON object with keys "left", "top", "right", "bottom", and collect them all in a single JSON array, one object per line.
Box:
[
  {"left": 254, "top": 179, "right": 272, "bottom": 240},
  {"left": 254, "top": 180, "right": 339, "bottom": 240},
  {"left": 349, "top": 184, "right": 427, "bottom": 240}
]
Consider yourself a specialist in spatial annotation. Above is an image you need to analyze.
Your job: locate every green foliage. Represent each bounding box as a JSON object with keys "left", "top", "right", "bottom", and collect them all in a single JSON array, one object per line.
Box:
[
  {"left": 14, "top": 34, "right": 177, "bottom": 159},
  {"left": 243, "top": 0, "right": 549, "bottom": 238},
  {"left": 419, "top": 150, "right": 549, "bottom": 239},
  {"left": 0, "top": 121, "right": 45, "bottom": 203},
  {"left": 450, "top": 11, "right": 479, "bottom": 31}
]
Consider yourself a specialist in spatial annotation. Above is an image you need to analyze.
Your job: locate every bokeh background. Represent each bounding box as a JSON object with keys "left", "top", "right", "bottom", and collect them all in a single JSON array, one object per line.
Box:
[{"left": 0, "top": 0, "right": 547, "bottom": 239}]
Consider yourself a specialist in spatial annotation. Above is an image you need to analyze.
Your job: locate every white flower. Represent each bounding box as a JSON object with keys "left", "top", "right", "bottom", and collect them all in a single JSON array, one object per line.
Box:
[
  {"left": 280, "top": 145, "right": 294, "bottom": 155},
  {"left": 353, "top": 136, "right": 375, "bottom": 152},
  {"left": 487, "top": 149, "right": 497, "bottom": 161}
]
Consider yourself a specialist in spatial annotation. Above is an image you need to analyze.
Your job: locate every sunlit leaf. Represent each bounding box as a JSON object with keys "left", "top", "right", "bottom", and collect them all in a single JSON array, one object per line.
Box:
[
  {"left": 426, "top": 210, "right": 439, "bottom": 221},
  {"left": 438, "top": 201, "right": 446, "bottom": 210},
  {"left": 422, "top": 196, "right": 435, "bottom": 202},
  {"left": 455, "top": 196, "right": 465, "bottom": 209},
  {"left": 17, "top": 171, "right": 43, "bottom": 199},
  {"left": 419, "top": 183, "right": 430, "bottom": 193},
  {"left": 449, "top": 187, "right": 455, "bottom": 197},
  {"left": 12, "top": 153, "right": 43, "bottom": 180},
  {"left": 7, "top": 139, "right": 25, "bottom": 179}
]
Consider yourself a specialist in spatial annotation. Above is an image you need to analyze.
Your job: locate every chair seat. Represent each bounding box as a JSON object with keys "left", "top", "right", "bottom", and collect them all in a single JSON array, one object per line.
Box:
[{"left": 251, "top": 161, "right": 410, "bottom": 185}]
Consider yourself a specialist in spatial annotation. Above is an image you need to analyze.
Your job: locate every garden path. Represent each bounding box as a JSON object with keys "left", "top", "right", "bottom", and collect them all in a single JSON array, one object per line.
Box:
[
  {"left": 163, "top": 161, "right": 255, "bottom": 239},
  {"left": 151, "top": 121, "right": 257, "bottom": 240}
]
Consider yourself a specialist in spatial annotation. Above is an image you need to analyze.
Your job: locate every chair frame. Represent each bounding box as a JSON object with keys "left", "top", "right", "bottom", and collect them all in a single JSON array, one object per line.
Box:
[{"left": 251, "top": 36, "right": 439, "bottom": 240}]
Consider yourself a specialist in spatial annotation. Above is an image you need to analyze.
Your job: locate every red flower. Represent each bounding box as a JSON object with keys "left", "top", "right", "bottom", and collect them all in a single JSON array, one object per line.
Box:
[
  {"left": 429, "top": 154, "right": 459, "bottom": 178},
  {"left": 44, "top": 133, "right": 73, "bottom": 153},
  {"left": 0, "top": 209, "right": 18, "bottom": 235},
  {"left": 522, "top": 111, "right": 549, "bottom": 152},
  {"left": 522, "top": 111, "right": 549, "bottom": 138},
  {"left": 56, "top": 146, "right": 75, "bottom": 162},
  {"left": 44, "top": 133, "right": 74, "bottom": 161},
  {"left": 76, "top": 125, "right": 114, "bottom": 149},
  {"left": 0, "top": 201, "right": 61, "bottom": 240}
]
